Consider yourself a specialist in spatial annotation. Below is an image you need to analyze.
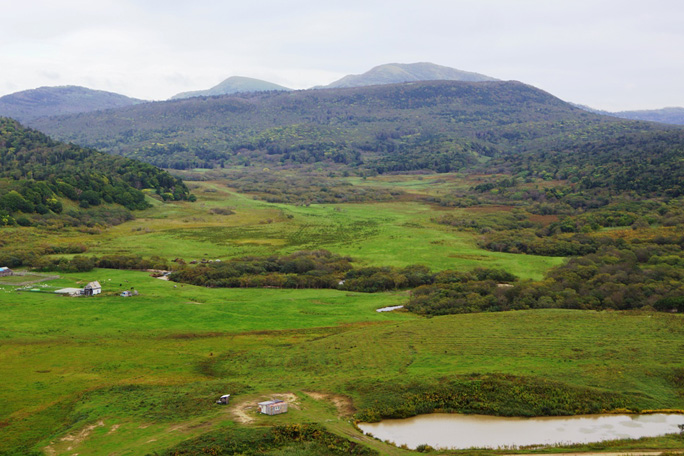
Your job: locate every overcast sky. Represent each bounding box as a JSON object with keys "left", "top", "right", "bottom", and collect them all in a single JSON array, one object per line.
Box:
[{"left": 1, "top": 0, "right": 682, "bottom": 111}]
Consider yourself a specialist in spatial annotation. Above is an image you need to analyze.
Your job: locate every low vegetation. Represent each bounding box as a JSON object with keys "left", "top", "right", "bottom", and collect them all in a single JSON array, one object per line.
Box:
[{"left": 4, "top": 81, "right": 684, "bottom": 454}]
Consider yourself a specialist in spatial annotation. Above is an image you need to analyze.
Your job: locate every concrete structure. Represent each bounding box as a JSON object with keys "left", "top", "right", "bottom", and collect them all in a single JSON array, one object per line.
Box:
[
  {"left": 55, "top": 287, "right": 83, "bottom": 296},
  {"left": 258, "top": 399, "right": 288, "bottom": 415}
]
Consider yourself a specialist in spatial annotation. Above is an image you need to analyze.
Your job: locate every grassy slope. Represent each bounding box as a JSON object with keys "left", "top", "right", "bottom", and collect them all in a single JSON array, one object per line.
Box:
[
  {"left": 1, "top": 177, "right": 683, "bottom": 455},
  {"left": 2, "top": 272, "right": 683, "bottom": 454},
  {"left": 3, "top": 179, "right": 562, "bottom": 280}
]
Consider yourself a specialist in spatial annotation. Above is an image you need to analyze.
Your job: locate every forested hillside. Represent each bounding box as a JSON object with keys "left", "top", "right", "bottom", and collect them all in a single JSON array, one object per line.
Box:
[
  {"left": 30, "top": 81, "right": 684, "bottom": 190},
  {"left": 0, "top": 117, "right": 192, "bottom": 227},
  {"left": 28, "top": 81, "right": 619, "bottom": 170}
]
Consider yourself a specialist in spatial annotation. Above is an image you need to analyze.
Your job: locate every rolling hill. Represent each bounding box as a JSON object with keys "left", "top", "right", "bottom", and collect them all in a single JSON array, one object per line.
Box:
[
  {"left": 0, "top": 86, "right": 145, "bottom": 122},
  {"left": 0, "top": 117, "right": 192, "bottom": 227},
  {"left": 29, "top": 80, "right": 608, "bottom": 170},
  {"left": 323, "top": 62, "right": 498, "bottom": 88},
  {"left": 171, "top": 76, "right": 292, "bottom": 100}
]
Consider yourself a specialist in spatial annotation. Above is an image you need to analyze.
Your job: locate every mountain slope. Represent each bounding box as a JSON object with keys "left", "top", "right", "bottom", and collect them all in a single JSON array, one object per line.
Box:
[
  {"left": 31, "top": 80, "right": 595, "bottom": 169},
  {"left": 0, "top": 86, "right": 145, "bottom": 122},
  {"left": 324, "top": 62, "right": 497, "bottom": 88},
  {"left": 171, "top": 76, "right": 292, "bottom": 100},
  {"left": 0, "top": 117, "right": 192, "bottom": 226}
]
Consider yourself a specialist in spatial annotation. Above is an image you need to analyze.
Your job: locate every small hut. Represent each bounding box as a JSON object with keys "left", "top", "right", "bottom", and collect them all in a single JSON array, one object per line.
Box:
[
  {"left": 216, "top": 394, "right": 231, "bottom": 405},
  {"left": 258, "top": 399, "right": 287, "bottom": 415},
  {"left": 83, "top": 281, "right": 101, "bottom": 296},
  {"left": 0, "top": 267, "right": 13, "bottom": 277}
]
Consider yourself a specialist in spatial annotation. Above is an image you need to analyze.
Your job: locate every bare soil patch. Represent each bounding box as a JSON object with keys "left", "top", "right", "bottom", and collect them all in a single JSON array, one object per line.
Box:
[
  {"left": 44, "top": 420, "right": 104, "bottom": 454},
  {"left": 304, "top": 391, "right": 356, "bottom": 417},
  {"left": 230, "top": 393, "right": 300, "bottom": 424}
]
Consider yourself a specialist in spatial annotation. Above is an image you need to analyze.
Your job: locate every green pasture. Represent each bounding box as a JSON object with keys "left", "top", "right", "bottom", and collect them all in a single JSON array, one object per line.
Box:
[
  {"left": 2, "top": 176, "right": 682, "bottom": 455},
  {"left": 6, "top": 179, "right": 562, "bottom": 280},
  {"left": 1, "top": 268, "right": 684, "bottom": 454}
]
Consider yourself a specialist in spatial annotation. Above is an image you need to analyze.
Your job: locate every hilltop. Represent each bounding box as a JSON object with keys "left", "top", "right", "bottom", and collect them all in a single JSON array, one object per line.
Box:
[
  {"left": 324, "top": 62, "right": 498, "bottom": 88},
  {"left": 0, "top": 117, "right": 192, "bottom": 227},
  {"left": 171, "top": 76, "right": 292, "bottom": 100},
  {"left": 0, "top": 85, "right": 145, "bottom": 122}
]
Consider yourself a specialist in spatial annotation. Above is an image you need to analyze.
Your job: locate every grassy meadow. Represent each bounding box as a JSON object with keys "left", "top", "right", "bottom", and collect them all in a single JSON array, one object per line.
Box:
[
  {"left": 2, "top": 175, "right": 684, "bottom": 455},
  {"left": 3, "top": 178, "right": 563, "bottom": 279}
]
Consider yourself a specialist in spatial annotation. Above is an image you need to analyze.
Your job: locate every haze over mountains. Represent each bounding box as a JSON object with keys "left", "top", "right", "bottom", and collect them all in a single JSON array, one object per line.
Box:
[
  {"left": 1, "top": 63, "right": 682, "bottom": 126},
  {"left": 322, "top": 62, "right": 498, "bottom": 88},
  {"left": 610, "top": 107, "right": 684, "bottom": 126},
  {"left": 169, "top": 63, "right": 498, "bottom": 99},
  {"left": 0, "top": 86, "right": 144, "bottom": 122},
  {"left": 170, "top": 76, "right": 292, "bottom": 100}
]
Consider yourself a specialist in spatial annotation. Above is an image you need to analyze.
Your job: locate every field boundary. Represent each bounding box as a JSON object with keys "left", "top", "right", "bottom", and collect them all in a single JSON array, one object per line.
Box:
[{"left": 0, "top": 272, "right": 60, "bottom": 286}]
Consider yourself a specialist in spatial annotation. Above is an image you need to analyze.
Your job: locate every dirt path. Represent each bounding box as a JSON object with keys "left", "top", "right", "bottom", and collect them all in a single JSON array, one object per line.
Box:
[
  {"left": 303, "top": 391, "right": 356, "bottom": 417},
  {"left": 43, "top": 420, "right": 105, "bottom": 455}
]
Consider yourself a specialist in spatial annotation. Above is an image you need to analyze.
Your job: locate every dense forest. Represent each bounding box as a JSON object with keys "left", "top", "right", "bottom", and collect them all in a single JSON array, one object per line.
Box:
[
  {"left": 0, "top": 117, "right": 193, "bottom": 227},
  {"left": 29, "top": 80, "right": 647, "bottom": 171},
  {"left": 28, "top": 82, "right": 684, "bottom": 205}
]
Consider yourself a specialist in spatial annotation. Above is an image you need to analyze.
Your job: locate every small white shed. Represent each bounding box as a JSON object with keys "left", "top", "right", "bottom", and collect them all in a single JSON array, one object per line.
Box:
[{"left": 258, "top": 399, "right": 288, "bottom": 415}]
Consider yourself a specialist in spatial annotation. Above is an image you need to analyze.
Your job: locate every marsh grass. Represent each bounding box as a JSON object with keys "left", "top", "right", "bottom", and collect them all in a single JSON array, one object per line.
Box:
[{"left": 1, "top": 176, "right": 681, "bottom": 455}]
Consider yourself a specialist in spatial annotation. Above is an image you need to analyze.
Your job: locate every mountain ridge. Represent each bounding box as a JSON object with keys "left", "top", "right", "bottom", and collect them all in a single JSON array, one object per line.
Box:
[
  {"left": 323, "top": 62, "right": 498, "bottom": 88},
  {"left": 171, "top": 76, "right": 292, "bottom": 100},
  {"left": 0, "top": 85, "right": 144, "bottom": 122},
  {"left": 29, "top": 79, "right": 624, "bottom": 171}
]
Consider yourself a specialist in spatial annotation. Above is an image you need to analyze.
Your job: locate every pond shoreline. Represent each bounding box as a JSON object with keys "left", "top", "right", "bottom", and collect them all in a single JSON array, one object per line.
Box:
[{"left": 358, "top": 413, "right": 684, "bottom": 450}]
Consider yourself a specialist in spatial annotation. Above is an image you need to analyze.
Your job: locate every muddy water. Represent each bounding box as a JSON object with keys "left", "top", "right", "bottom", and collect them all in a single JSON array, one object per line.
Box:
[{"left": 358, "top": 413, "right": 684, "bottom": 450}]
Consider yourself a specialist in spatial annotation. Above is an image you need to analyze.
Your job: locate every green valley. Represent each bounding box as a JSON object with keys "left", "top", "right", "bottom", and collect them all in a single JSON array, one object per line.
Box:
[{"left": 2, "top": 80, "right": 684, "bottom": 455}]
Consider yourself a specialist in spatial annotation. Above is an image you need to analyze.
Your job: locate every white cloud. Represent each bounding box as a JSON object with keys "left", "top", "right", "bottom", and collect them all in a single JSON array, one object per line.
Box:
[{"left": 0, "top": 0, "right": 682, "bottom": 109}]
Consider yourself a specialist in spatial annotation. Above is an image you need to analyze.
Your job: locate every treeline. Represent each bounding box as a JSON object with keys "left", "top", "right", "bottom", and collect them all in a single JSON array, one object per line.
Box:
[
  {"left": 0, "top": 117, "right": 193, "bottom": 226},
  {"left": 160, "top": 423, "right": 377, "bottom": 456},
  {"left": 408, "top": 239, "right": 684, "bottom": 316},
  {"left": 352, "top": 374, "right": 632, "bottom": 422},
  {"left": 169, "top": 250, "right": 352, "bottom": 288},
  {"left": 498, "top": 127, "right": 684, "bottom": 198},
  {"left": 0, "top": 243, "right": 169, "bottom": 272},
  {"left": 168, "top": 250, "right": 515, "bottom": 294},
  {"left": 220, "top": 170, "right": 402, "bottom": 205},
  {"left": 33, "top": 254, "right": 170, "bottom": 273}
]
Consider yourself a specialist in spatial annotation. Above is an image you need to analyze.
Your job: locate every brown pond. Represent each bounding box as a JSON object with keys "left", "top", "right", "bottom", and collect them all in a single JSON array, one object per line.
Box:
[{"left": 358, "top": 413, "right": 684, "bottom": 450}]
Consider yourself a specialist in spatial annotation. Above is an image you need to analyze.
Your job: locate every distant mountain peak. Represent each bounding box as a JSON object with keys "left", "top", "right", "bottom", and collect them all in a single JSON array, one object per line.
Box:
[
  {"left": 324, "top": 62, "right": 498, "bottom": 89},
  {"left": 170, "top": 76, "right": 292, "bottom": 100},
  {"left": 0, "top": 85, "right": 144, "bottom": 122}
]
